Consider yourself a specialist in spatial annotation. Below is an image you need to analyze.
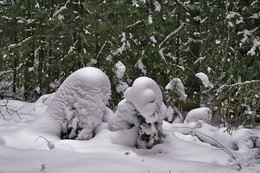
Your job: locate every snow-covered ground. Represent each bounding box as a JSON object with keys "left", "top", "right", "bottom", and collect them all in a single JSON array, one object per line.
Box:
[{"left": 0, "top": 99, "right": 260, "bottom": 173}]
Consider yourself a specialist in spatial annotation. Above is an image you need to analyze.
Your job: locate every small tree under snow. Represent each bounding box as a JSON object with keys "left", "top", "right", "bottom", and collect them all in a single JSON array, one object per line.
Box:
[
  {"left": 109, "top": 77, "right": 167, "bottom": 149},
  {"left": 27, "top": 67, "right": 111, "bottom": 140}
]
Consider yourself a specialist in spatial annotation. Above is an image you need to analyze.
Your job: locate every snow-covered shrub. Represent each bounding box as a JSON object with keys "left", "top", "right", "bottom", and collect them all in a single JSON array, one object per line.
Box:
[
  {"left": 109, "top": 77, "right": 167, "bottom": 149},
  {"left": 27, "top": 67, "right": 111, "bottom": 140},
  {"left": 114, "top": 61, "right": 128, "bottom": 94},
  {"left": 184, "top": 107, "right": 212, "bottom": 124}
]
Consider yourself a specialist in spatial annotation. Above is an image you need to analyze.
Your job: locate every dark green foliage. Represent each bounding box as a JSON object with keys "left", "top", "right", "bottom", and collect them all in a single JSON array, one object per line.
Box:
[{"left": 0, "top": 0, "right": 259, "bottom": 128}]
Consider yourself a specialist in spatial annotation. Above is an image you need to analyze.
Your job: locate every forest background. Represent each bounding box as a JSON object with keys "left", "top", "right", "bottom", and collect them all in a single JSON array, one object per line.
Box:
[{"left": 0, "top": 0, "right": 259, "bottom": 129}]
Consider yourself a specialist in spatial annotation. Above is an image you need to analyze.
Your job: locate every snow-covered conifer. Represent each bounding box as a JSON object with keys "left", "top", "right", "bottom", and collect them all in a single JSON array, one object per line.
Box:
[
  {"left": 109, "top": 77, "right": 167, "bottom": 149},
  {"left": 27, "top": 67, "right": 111, "bottom": 140}
]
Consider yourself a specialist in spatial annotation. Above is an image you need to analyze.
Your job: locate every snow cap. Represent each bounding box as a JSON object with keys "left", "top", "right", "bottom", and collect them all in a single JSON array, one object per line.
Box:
[{"left": 124, "top": 77, "right": 163, "bottom": 123}]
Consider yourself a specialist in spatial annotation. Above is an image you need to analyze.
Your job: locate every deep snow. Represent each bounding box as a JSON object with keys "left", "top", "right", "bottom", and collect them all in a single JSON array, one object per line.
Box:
[
  {"left": 0, "top": 68, "right": 260, "bottom": 173},
  {"left": 0, "top": 99, "right": 260, "bottom": 173}
]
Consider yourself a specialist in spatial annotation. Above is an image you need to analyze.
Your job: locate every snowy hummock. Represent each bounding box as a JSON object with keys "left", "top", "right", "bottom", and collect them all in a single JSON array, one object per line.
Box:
[
  {"left": 109, "top": 77, "right": 168, "bottom": 148},
  {"left": 185, "top": 107, "right": 212, "bottom": 124},
  {"left": 24, "top": 67, "right": 111, "bottom": 140}
]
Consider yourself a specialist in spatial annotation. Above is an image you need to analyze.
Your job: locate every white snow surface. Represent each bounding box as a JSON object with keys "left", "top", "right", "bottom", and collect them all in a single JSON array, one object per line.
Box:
[
  {"left": 195, "top": 72, "right": 213, "bottom": 88},
  {"left": 124, "top": 77, "right": 167, "bottom": 123},
  {"left": 108, "top": 99, "right": 139, "bottom": 131},
  {"left": 185, "top": 107, "right": 212, "bottom": 124},
  {"left": 0, "top": 99, "right": 260, "bottom": 173},
  {"left": 24, "top": 67, "right": 111, "bottom": 140}
]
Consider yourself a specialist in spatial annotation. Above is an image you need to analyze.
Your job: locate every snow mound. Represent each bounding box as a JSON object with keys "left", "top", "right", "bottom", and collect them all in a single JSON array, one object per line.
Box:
[
  {"left": 108, "top": 99, "right": 138, "bottom": 130},
  {"left": 124, "top": 77, "right": 167, "bottom": 123},
  {"left": 26, "top": 67, "right": 111, "bottom": 140},
  {"left": 185, "top": 107, "right": 212, "bottom": 123},
  {"left": 109, "top": 77, "right": 168, "bottom": 148}
]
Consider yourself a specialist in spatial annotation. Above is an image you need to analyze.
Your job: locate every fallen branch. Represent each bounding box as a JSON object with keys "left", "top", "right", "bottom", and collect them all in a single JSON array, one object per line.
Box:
[
  {"left": 0, "top": 100, "right": 21, "bottom": 120},
  {"left": 172, "top": 126, "right": 242, "bottom": 169}
]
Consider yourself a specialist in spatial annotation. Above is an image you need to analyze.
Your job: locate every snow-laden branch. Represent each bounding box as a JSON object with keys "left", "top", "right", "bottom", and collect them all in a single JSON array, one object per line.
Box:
[
  {"left": 8, "top": 36, "right": 33, "bottom": 50},
  {"left": 126, "top": 20, "right": 142, "bottom": 29},
  {"left": 159, "top": 47, "right": 166, "bottom": 62},
  {"left": 159, "top": 22, "right": 186, "bottom": 48},
  {"left": 97, "top": 35, "right": 110, "bottom": 58},
  {"left": 53, "top": 0, "right": 70, "bottom": 17},
  {"left": 82, "top": 2, "right": 93, "bottom": 15},
  {"left": 217, "top": 80, "right": 260, "bottom": 93}
]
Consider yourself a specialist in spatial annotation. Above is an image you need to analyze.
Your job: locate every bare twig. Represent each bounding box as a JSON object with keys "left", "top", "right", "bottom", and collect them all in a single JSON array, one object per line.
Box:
[
  {"left": 172, "top": 126, "right": 242, "bottom": 169},
  {"left": 0, "top": 100, "right": 21, "bottom": 120}
]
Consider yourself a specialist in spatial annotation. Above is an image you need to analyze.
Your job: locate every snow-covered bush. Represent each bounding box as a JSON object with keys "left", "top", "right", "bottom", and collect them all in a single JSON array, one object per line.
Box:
[
  {"left": 114, "top": 61, "right": 128, "bottom": 94},
  {"left": 27, "top": 67, "right": 111, "bottom": 140},
  {"left": 184, "top": 107, "right": 212, "bottom": 124},
  {"left": 109, "top": 77, "right": 168, "bottom": 149}
]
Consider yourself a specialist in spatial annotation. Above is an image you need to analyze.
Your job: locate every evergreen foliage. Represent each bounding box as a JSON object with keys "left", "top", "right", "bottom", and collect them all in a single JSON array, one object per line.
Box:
[{"left": 0, "top": 0, "right": 259, "bottom": 128}]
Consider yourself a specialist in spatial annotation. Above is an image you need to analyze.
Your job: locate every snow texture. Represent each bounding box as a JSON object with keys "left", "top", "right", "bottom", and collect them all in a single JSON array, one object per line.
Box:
[
  {"left": 109, "top": 77, "right": 167, "bottom": 148},
  {"left": 195, "top": 72, "right": 213, "bottom": 88},
  {"left": 124, "top": 77, "right": 167, "bottom": 123},
  {"left": 108, "top": 99, "right": 138, "bottom": 130},
  {"left": 114, "top": 61, "right": 128, "bottom": 93},
  {"left": 26, "top": 67, "right": 111, "bottom": 140},
  {"left": 185, "top": 107, "right": 212, "bottom": 124},
  {"left": 153, "top": 0, "right": 161, "bottom": 12},
  {"left": 165, "top": 78, "right": 187, "bottom": 101},
  {"left": 114, "top": 61, "right": 126, "bottom": 80},
  {"left": 1, "top": 100, "right": 260, "bottom": 173}
]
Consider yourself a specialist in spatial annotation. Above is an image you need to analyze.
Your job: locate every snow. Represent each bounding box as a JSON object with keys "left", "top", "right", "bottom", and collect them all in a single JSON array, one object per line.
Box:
[
  {"left": 215, "top": 40, "right": 221, "bottom": 44},
  {"left": 109, "top": 77, "right": 168, "bottom": 148},
  {"left": 1, "top": 98, "right": 260, "bottom": 173},
  {"left": 114, "top": 61, "right": 126, "bottom": 80},
  {"left": 148, "top": 15, "right": 153, "bottom": 24},
  {"left": 195, "top": 72, "right": 213, "bottom": 88},
  {"left": 24, "top": 67, "right": 111, "bottom": 140},
  {"left": 1, "top": 68, "right": 260, "bottom": 173},
  {"left": 247, "top": 38, "right": 260, "bottom": 56},
  {"left": 184, "top": 107, "right": 212, "bottom": 124},
  {"left": 108, "top": 99, "right": 138, "bottom": 130},
  {"left": 112, "top": 32, "right": 130, "bottom": 55},
  {"left": 114, "top": 61, "right": 128, "bottom": 93},
  {"left": 134, "top": 59, "right": 147, "bottom": 74},
  {"left": 53, "top": 0, "right": 69, "bottom": 17},
  {"left": 165, "top": 78, "right": 187, "bottom": 101},
  {"left": 153, "top": 0, "right": 161, "bottom": 12},
  {"left": 124, "top": 77, "right": 167, "bottom": 123}
]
